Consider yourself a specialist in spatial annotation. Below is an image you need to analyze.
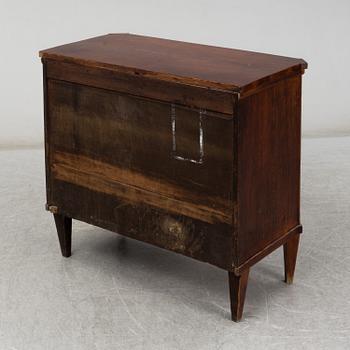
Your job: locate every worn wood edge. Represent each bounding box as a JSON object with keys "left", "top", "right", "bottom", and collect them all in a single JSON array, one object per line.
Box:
[
  {"left": 239, "top": 64, "right": 307, "bottom": 99},
  {"left": 47, "top": 204, "right": 231, "bottom": 270},
  {"left": 44, "top": 59, "right": 236, "bottom": 117},
  {"left": 232, "top": 93, "right": 239, "bottom": 267},
  {"left": 49, "top": 76, "right": 234, "bottom": 120},
  {"left": 40, "top": 54, "right": 307, "bottom": 98},
  {"left": 45, "top": 203, "right": 58, "bottom": 214},
  {"left": 51, "top": 151, "right": 233, "bottom": 225},
  {"left": 232, "top": 225, "right": 303, "bottom": 275},
  {"left": 40, "top": 54, "right": 240, "bottom": 92},
  {"left": 42, "top": 62, "right": 53, "bottom": 206}
]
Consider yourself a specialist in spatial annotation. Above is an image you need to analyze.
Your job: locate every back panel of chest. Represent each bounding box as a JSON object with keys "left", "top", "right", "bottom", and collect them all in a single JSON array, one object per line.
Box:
[
  {"left": 44, "top": 64, "right": 236, "bottom": 269},
  {"left": 40, "top": 34, "right": 307, "bottom": 321}
]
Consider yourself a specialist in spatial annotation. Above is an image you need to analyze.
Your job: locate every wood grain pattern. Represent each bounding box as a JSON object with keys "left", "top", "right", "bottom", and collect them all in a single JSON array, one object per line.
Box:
[
  {"left": 51, "top": 180, "right": 234, "bottom": 270},
  {"left": 47, "top": 79, "right": 234, "bottom": 204},
  {"left": 40, "top": 33, "right": 306, "bottom": 97},
  {"left": 45, "top": 59, "right": 235, "bottom": 115},
  {"left": 236, "top": 75, "right": 302, "bottom": 266},
  {"left": 40, "top": 35, "right": 307, "bottom": 322},
  {"left": 51, "top": 151, "right": 232, "bottom": 224}
]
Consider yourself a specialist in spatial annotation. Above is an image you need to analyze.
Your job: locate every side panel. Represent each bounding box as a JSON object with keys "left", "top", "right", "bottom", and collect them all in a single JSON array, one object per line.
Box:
[
  {"left": 236, "top": 75, "right": 302, "bottom": 266},
  {"left": 44, "top": 71, "right": 236, "bottom": 270}
]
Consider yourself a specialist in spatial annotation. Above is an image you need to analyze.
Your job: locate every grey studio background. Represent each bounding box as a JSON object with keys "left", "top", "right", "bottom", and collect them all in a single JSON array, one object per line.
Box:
[{"left": 1, "top": 1, "right": 350, "bottom": 350}]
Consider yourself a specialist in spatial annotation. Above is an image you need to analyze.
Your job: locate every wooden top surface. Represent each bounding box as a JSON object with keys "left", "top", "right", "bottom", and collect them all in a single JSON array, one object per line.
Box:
[{"left": 40, "top": 33, "right": 307, "bottom": 94}]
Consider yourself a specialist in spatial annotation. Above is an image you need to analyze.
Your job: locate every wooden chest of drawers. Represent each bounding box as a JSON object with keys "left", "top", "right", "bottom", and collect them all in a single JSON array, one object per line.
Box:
[{"left": 40, "top": 34, "right": 307, "bottom": 321}]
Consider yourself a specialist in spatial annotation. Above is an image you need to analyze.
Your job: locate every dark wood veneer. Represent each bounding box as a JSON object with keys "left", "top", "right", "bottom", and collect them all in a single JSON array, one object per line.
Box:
[{"left": 40, "top": 34, "right": 307, "bottom": 322}]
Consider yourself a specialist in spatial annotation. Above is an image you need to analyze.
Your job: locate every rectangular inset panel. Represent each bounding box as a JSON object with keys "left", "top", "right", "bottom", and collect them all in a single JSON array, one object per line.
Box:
[{"left": 171, "top": 104, "right": 204, "bottom": 164}]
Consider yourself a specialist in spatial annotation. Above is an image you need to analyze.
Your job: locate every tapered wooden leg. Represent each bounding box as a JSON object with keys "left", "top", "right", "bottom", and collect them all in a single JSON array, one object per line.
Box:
[
  {"left": 283, "top": 233, "right": 300, "bottom": 284},
  {"left": 53, "top": 214, "right": 72, "bottom": 257},
  {"left": 228, "top": 269, "right": 250, "bottom": 322}
]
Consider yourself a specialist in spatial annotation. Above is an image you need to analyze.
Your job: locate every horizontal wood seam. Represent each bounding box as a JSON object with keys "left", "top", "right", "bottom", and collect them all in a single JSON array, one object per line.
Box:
[
  {"left": 41, "top": 55, "right": 240, "bottom": 93},
  {"left": 52, "top": 152, "right": 233, "bottom": 225},
  {"left": 47, "top": 77, "right": 234, "bottom": 120},
  {"left": 42, "top": 56, "right": 306, "bottom": 99}
]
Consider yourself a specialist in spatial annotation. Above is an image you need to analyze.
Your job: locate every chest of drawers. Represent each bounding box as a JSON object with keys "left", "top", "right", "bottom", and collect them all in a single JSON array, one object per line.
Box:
[{"left": 40, "top": 34, "right": 307, "bottom": 321}]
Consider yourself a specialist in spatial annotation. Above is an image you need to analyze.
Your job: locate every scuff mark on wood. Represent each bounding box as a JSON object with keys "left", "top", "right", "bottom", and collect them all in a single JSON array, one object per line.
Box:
[{"left": 171, "top": 104, "right": 205, "bottom": 164}]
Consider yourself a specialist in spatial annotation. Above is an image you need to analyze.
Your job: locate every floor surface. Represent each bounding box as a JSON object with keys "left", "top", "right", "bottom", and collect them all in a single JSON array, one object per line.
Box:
[{"left": 0, "top": 137, "right": 350, "bottom": 349}]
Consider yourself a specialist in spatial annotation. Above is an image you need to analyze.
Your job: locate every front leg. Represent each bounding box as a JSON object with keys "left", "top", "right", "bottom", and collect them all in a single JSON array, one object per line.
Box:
[
  {"left": 53, "top": 214, "right": 72, "bottom": 257},
  {"left": 228, "top": 269, "right": 250, "bottom": 322}
]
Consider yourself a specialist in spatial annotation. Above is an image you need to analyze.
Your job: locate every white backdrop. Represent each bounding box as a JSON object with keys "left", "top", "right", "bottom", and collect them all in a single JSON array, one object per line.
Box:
[{"left": 1, "top": 0, "right": 349, "bottom": 147}]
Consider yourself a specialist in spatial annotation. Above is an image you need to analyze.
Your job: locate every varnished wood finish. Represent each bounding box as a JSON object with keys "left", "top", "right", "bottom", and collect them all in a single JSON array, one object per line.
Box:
[
  {"left": 284, "top": 233, "right": 300, "bottom": 284},
  {"left": 229, "top": 269, "right": 250, "bottom": 322},
  {"left": 45, "top": 60, "right": 234, "bottom": 115},
  {"left": 47, "top": 79, "right": 234, "bottom": 207},
  {"left": 39, "top": 33, "right": 306, "bottom": 97},
  {"left": 51, "top": 181, "right": 233, "bottom": 269},
  {"left": 236, "top": 75, "right": 302, "bottom": 267},
  {"left": 233, "top": 225, "right": 302, "bottom": 276},
  {"left": 40, "top": 34, "right": 307, "bottom": 322},
  {"left": 52, "top": 151, "right": 231, "bottom": 224},
  {"left": 53, "top": 214, "right": 72, "bottom": 257}
]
